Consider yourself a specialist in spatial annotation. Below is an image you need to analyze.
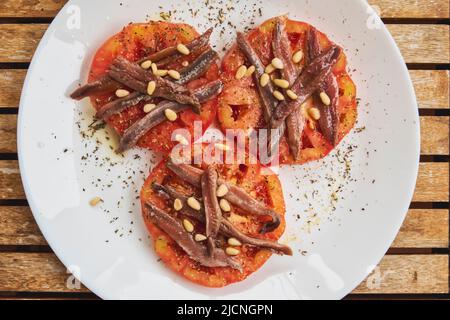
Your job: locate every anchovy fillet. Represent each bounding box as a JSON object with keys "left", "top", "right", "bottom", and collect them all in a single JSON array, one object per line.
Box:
[
  {"left": 70, "top": 29, "right": 213, "bottom": 100},
  {"left": 145, "top": 202, "right": 241, "bottom": 270},
  {"left": 201, "top": 167, "right": 222, "bottom": 256},
  {"left": 70, "top": 76, "right": 116, "bottom": 100},
  {"left": 236, "top": 32, "right": 278, "bottom": 123},
  {"left": 270, "top": 46, "right": 341, "bottom": 129},
  {"left": 96, "top": 92, "right": 153, "bottom": 120},
  {"left": 118, "top": 80, "right": 223, "bottom": 152},
  {"left": 308, "top": 27, "right": 340, "bottom": 146},
  {"left": 273, "top": 17, "right": 304, "bottom": 160},
  {"left": 152, "top": 183, "right": 292, "bottom": 255},
  {"left": 108, "top": 56, "right": 200, "bottom": 109},
  {"left": 273, "top": 17, "right": 297, "bottom": 85},
  {"left": 138, "top": 28, "right": 213, "bottom": 68},
  {"left": 166, "top": 159, "right": 282, "bottom": 233},
  {"left": 176, "top": 49, "right": 218, "bottom": 85},
  {"left": 317, "top": 74, "right": 339, "bottom": 145}
]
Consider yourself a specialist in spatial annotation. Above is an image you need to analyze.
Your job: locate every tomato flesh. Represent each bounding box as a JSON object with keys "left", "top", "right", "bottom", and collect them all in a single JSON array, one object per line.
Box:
[
  {"left": 88, "top": 21, "right": 220, "bottom": 154},
  {"left": 140, "top": 156, "right": 286, "bottom": 287},
  {"left": 218, "top": 18, "right": 357, "bottom": 165}
]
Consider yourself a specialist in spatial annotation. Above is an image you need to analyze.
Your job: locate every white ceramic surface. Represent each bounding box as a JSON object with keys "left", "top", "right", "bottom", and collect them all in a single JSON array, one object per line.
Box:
[{"left": 18, "top": 0, "right": 419, "bottom": 299}]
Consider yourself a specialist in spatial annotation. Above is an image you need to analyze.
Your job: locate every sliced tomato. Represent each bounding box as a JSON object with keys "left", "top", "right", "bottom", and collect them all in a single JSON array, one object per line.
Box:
[
  {"left": 217, "top": 17, "right": 357, "bottom": 165},
  {"left": 217, "top": 84, "right": 263, "bottom": 131},
  {"left": 88, "top": 21, "right": 219, "bottom": 154},
  {"left": 140, "top": 152, "right": 286, "bottom": 287}
]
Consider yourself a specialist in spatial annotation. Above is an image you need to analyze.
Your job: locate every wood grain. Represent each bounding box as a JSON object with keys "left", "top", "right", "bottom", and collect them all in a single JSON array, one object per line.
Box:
[
  {"left": 413, "top": 163, "right": 449, "bottom": 202},
  {"left": 0, "top": 252, "right": 446, "bottom": 293},
  {"left": 0, "top": 253, "right": 89, "bottom": 292},
  {"left": 0, "top": 115, "right": 17, "bottom": 153},
  {"left": 1, "top": 0, "right": 448, "bottom": 19},
  {"left": 354, "top": 255, "right": 448, "bottom": 294},
  {"left": 0, "top": 24, "right": 448, "bottom": 64},
  {"left": 0, "top": 0, "right": 67, "bottom": 18},
  {"left": 386, "top": 25, "right": 450, "bottom": 64},
  {"left": 410, "top": 70, "right": 449, "bottom": 110},
  {"left": 0, "top": 161, "right": 23, "bottom": 200},
  {"left": 369, "top": 0, "right": 450, "bottom": 18},
  {"left": 1, "top": 161, "right": 447, "bottom": 201},
  {"left": 0, "top": 70, "right": 26, "bottom": 108},
  {"left": 1, "top": 206, "right": 446, "bottom": 248},
  {"left": 420, "top": 117, "right": 449, "bottom": 156},
  {"left": 0, "top": 24, "right": 47, "bottom": 63},
  {"left": 0, "top": 207, "right": 46, "bottom": 245},
  {"left": 392, "top": 209, "right": 449, "bottom": 248}
]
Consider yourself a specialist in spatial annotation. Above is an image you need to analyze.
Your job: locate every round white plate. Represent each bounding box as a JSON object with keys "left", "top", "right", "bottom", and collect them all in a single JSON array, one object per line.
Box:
[{"left": 18, "top": 0, "right": 419, "bottom": 299}]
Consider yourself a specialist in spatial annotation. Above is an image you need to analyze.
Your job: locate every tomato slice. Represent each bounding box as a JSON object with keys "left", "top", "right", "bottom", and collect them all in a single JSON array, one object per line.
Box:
[
  {"left": 218, "top": 18, "right": 357, "bottom": 165},
  {"left": 140, "top": 152, "right": 286, "bottom": 287},
  {"left": 88, "top": 21, "right": 220, "bottom": 154}
]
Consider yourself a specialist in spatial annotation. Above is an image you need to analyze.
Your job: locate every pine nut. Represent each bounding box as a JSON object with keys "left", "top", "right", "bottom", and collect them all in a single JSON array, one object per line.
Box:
[
  {"left": 175, "top": 134, "right": 189, "bottom": 145},
  {"left": 151, "top": 63, "right": 158, "bottom": 74},
  {"left": 260, "top": 73, "right": 270, "bottom": 87},
  {"left": 271, "top": 57, "right": 284, "bottom": 69},
  {"left": 173, "top": 198, "right": 183, "bottom": 211},
  {"left": 154, "top": 69, "right": 168, "bottom": 77},
  {"left": 286, "top": 89, "right": 298, "bottom": 100},
  {"left": 187, "top": 197, "right": 201, "bottom": 211},
  {"left": 320, "top": 92, "right": 331, "bottom": 106},
  {"left": 227, "top": 237, "right": 242, "bottom": 246},
  {"left": 292, "top": 50, "right": 304, "bottom": 64},
  {"left": 164, "top": 108, "right": 177, "bottom": 122},
  {"left": 89, "top": 196, "right": 102, "bottom": 206},
  {"left": 245, "top": 65, "right": 256, "bottom": 77},
  {"left": 115, "top": 89, "right": 130, "bottom": 98},
  {"left": 219, "top": 198, "right": 231, "bottom": 212},
  {"left": 273, "top": 78, "right": 290, "bottom": 89},
  {"left": 168, "top": 70, "right": 181, "bottom": 80},
  {"left": 308, "top": 107, "right": 321, "bottom": 120},
  {"left": 143, "top": 103, "right": 156, "bottom": 113},
  {"left": 235, "top": 65, "right": 248, "bottom": 80},
  {"left": 216, "top": 184, "right": 229, "bottom": 197},
  {"left": 265, "top": 64, "right": 275, "bottom": 74},
  {"left": 225, "top": 247, "right": 240, "bottom": 256},
  {"left": 194, "top": 234, "right": 207, "bottom": 242},
  {"left": 215, "top": 143, "right": 230, "bottom": 151},
  {"left": 273, "top": 90, "right": 285, "bottom": 101},
  {"left": 182, "top": 61, "right": 189, "bottom": 67},
  {"left": 140, "top": 60, "right": 152, "bottom": 69},
  {"left": 177, "top": 43, "right": 190, "bottom": 55},
  {"left": 182, "top": 219, "right": 194, "bottom": 233},
  {"left": 147, "top": 81, "right": 156, "bottom": 95}
]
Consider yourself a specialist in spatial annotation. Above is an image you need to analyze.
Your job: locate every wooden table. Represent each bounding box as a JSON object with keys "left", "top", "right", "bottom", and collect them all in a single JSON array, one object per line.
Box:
[{"left": 0, "top": 0, "right": 448, "bottom": 300}]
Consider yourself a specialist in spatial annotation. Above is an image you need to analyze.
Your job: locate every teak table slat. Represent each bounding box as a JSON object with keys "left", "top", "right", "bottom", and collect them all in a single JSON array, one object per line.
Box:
[
  {"left": 0, "top": 24, "right": 449, "bottom": 64},
  {"left": 0, "top": 0, "right": 448, "bottom": 300}
]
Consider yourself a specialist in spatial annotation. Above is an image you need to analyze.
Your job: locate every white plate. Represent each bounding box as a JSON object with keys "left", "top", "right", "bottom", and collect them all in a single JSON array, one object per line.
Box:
[{"left": 18, "top": 0, "right": 419, "bottom": 299}]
